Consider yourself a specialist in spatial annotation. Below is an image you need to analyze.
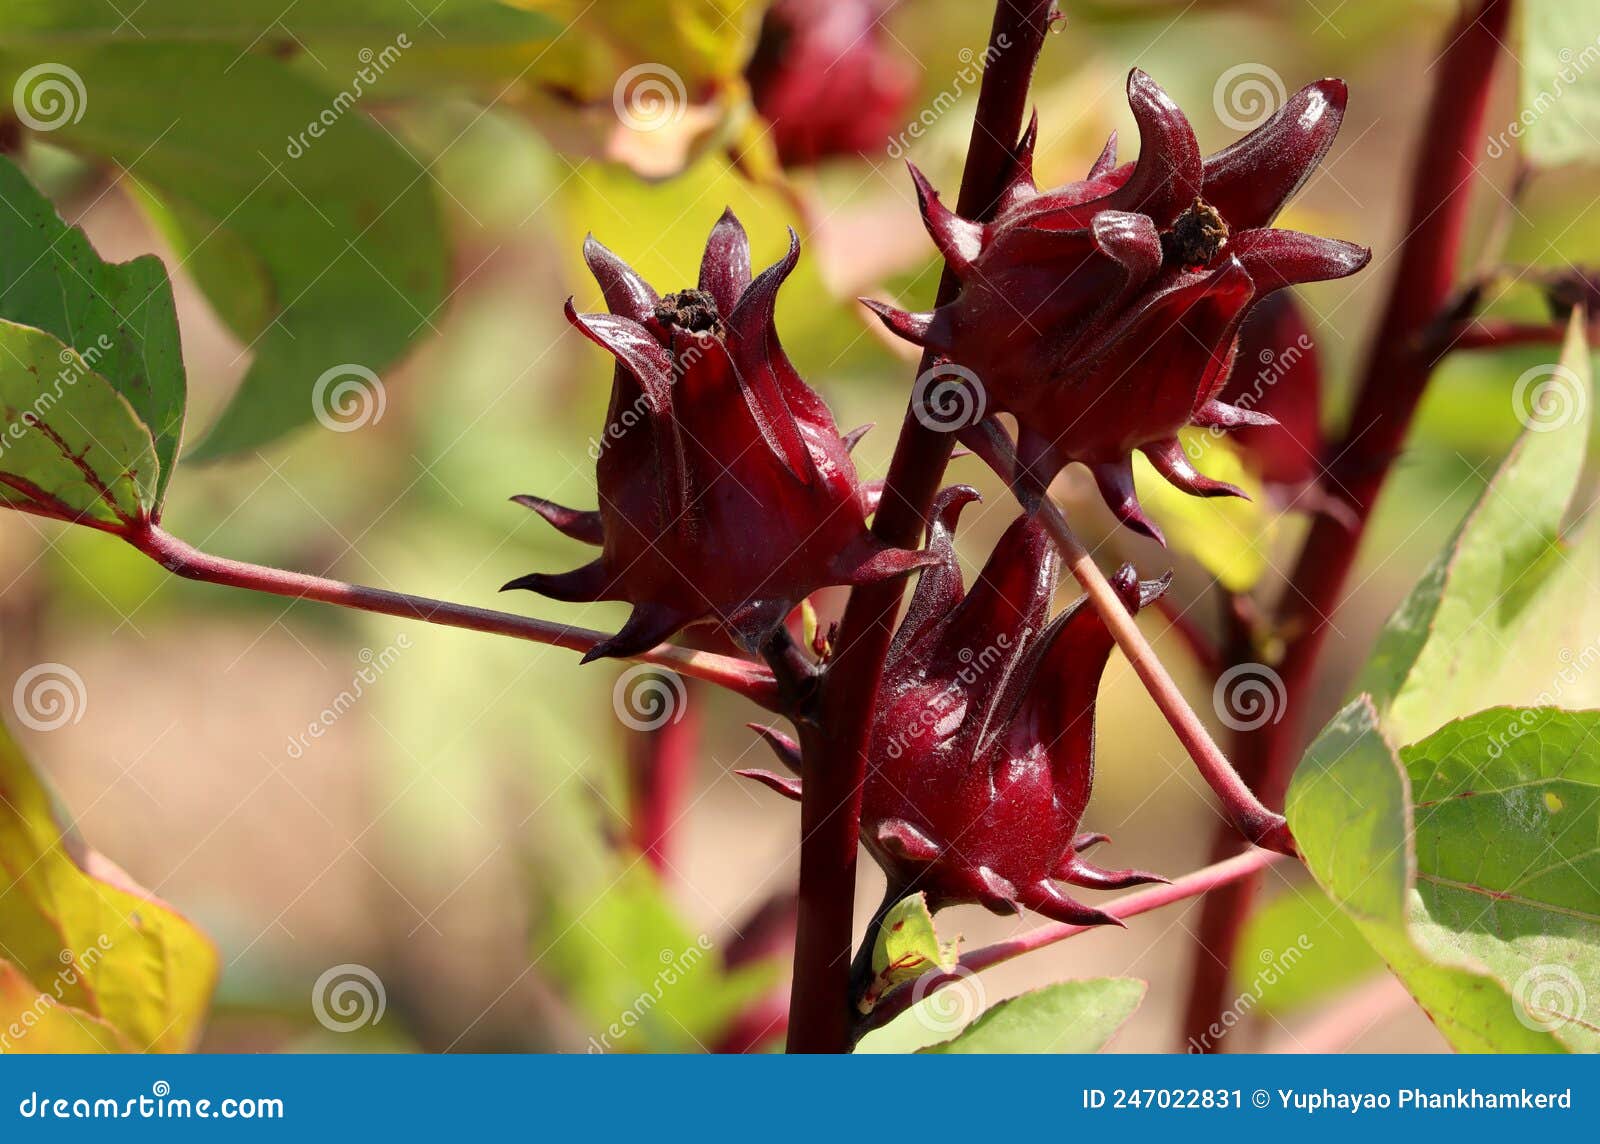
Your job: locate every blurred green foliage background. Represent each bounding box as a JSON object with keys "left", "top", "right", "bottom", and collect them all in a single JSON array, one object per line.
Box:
[{"left": 3, "top": 0, "right": 1593, "bottom": 1052}]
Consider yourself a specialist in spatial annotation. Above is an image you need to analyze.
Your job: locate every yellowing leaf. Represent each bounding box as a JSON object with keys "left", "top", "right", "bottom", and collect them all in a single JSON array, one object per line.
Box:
[
  {"left": 0, "top": 962, "right": 123, "bottom": 1054},
  {"left": 1135, "top": 431, "right": 1275, "bottom": 592},
  {"left": 0, "top": 719, "right": 217, "bottom": 1053},
  {"left": 859, "top": 893, "right": 958, "bottom": 1015}
]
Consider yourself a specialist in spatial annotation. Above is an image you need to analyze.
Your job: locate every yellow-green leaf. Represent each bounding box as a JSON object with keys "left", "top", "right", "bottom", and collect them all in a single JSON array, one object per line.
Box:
[
  {"left": 1135, "top": 432, "right": 1275, "bottom": 592},
  {"left": 0, "top": 718, "right": 218, "bottom": 1053},
  {"left": 1354, "top": 314, "right": 1592, "bottom": 744},
  {"left": 0, "top": 320, "right": 159, "bottom": 528},
  {"left": 859, "top": 893, "right": 958, "bottom": 1015},
  {"left": 921, "top": 978, "right": 1145, "bottom": 1054},
  {"left": 1287, "top": 697, "right": 1565, "bottom": 1052}
]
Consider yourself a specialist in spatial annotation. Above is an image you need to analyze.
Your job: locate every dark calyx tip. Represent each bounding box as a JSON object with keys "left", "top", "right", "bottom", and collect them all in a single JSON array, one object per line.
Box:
[
  {"left": 654, "top": 288, "right": 723, "bottom": 336},
  {"left": 1162, "top": 197, "right": 1229, "bottom": 268}
]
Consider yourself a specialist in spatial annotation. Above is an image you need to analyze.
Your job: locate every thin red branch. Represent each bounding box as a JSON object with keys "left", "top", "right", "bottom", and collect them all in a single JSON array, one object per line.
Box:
[
  {"left": 1444, "top": 318, "right": 1569, "bottom": 353},
  {"left": 981, "top": 423, "right": 1293, "bottom": 852},
  {"left": 626, "top": 679, "right": 701, "bottom": 873},
  {"left": 1181, "top": 0, "right": 1513, "bottom": 1050},
  {"left": 784, "top": 0, "right": 1059, "bottom": 1054},
  {"left": 858, "top": 847, "right": 1283, "bottom": 1037},
  {"left": 126, "top": 523, "right": 780, "bottom": 709}
]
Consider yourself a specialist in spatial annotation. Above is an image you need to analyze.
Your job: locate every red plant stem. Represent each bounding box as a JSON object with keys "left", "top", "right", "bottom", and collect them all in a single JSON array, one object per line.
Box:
[
  {"left": 981, "top": 423, "right": 1293, "bottom": 852},
  {"left": 784, "top": 0, "right": 1058, "bottom": 1054},
  {"left": 858, "top": 847, "right": 1283, "bottom": 1037},
  {"left": 125, "top": 522, "right": 780, "bottom": 709},
  {"left": 1446, "top": 319, "right": 1569, "bottom": 353},
  {"left": 626, "top": 680, "right": 701, "bottom": 874},
  {"left": 1180, "top": 0, "right": 1512, "bottom": 1050}
]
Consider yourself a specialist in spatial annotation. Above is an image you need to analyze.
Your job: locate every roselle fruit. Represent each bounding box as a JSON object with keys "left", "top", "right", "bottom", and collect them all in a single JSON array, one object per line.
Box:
[
  {"left": 1217, "top": 291, "right": 1322, "bottom": 489},
  {"left": 745, "top": 0, "right": 916, "bottom": 167},
  {"left": 745, "top": 487, "right": 1168, "bottom": 926},
  {"left": 506, "top": 210, "right": 932, "bottom": 661},
  {"left": 866, "top": 69, "right": 1369, "bottom": 542}
]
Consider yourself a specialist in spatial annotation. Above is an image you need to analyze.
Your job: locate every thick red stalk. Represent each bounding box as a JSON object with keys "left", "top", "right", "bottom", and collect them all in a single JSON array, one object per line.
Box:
[
  {"left": 126, "top": 523, "right": 780, "bottom": 708},
  {"left": 626, "top": 680, "right": 701, "bottom": 874},
  {"left": 1181, "top": 0, "right": 1512, "bottom": 1049},
  {"left": 857, "top": 847, "right": 1283, "bottom": 1037},
  {"left": 784, "top": 0, "right": 1058, "bottom": 1053}
]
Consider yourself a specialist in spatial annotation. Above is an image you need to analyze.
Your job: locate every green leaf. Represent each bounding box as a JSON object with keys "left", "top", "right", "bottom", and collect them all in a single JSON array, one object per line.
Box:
[
  {"left": 1287, "top": 696, "right": 1566, "bottom": 1052},
  {"left": 859, "top": 893, "right": 958, "bottom": 1015},
  {"left": 0, "top": 717, "right": 218, "bottom": 1052},
  {"left": 1515, "top": 0, "right": 1600, "bottom": 167},
  {"left": 1134, "top": 431, "right": 1275, "bottom": 592},
  {"left": 0, "top": 155, "right": 184, "bottom": 509},
  {"left": 537, "top": 864, "right": 776, "bottom": 1053},
  {"left": 921, "top": 978, "right": 1146, "bottom": 1054},
  {"left": 0, "top": 320, "right": 159, "bottom": 526},
  {"left": 0, "top": 43, "right": 449, "bottom": 459},
  {"left": 1234, "top": 887, "right": 1384, "bottom": 1017},
  {"left": 1354, "top": 313, "right": 1591, "bottom": 744},
  {"left": 1401, "top": 707, "right": 1600, "bottom": 1052},
  {"left": 0, "top": 0, "right": 554, "bottom": 40}
]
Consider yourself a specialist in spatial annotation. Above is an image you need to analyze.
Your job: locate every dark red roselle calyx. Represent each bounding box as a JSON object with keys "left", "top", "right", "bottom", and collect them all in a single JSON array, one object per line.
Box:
[
  {"left": 743, "top": 487, "right": 1170, "bottom": 926},
  {"left": 1216, "top": 291, "right": 1322, "bottom": 489},
  {"left": 745, "top": 0, "right": 916, "bottom": 167},
  {"left": 506, "top": 209, "right": 932, "bottom": 661},
  {"left": 866, "top": 69, "right": 1370, "bottom": 543}
]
